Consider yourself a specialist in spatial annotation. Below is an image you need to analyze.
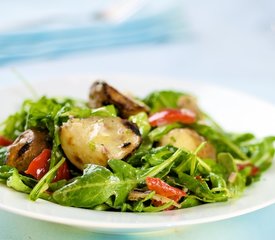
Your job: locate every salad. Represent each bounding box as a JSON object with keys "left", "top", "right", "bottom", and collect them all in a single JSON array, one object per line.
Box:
[{"left": 0, "top": 80, "right": 274, "bottom": 212}]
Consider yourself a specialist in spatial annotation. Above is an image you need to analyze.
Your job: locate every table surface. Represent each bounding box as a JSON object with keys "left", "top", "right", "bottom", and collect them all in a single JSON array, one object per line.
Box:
[{"left": 1, "top": 1, "right": 275, "bottom": 239}]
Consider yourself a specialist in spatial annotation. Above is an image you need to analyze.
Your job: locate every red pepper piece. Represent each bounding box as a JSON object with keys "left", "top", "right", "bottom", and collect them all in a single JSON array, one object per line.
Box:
[
  {"left": 149, "top": 109, "right": 196, "bottom": 127},
  {"left": 146, "top": 177, "right": 186, "bottom": 202},
  {"left": 0, "top": 136, "right": 13, "bottom": 146},
  {"left": 25, "top": 149, "right": 51, "bottom": 180},
  {"left": 52, "top": 161, "right": 71, "bottom": 182}
]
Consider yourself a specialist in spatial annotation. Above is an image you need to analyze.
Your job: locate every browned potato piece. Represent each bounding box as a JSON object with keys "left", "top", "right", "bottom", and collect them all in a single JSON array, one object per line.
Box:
[
  {"left": 6, "top": 129, "right": 51, "bottom": 172},
  {"left": 177, "top": 95, "right": 202, "bottom": 119},
  {"left": 89, "top": 81, "right": 149, "bottom": 118},
  {"left": 159, "top": 128, "right": 216, "bottom": 159},
  {"left": 60, "top": 116, "right": 141, "bottom": 170}
]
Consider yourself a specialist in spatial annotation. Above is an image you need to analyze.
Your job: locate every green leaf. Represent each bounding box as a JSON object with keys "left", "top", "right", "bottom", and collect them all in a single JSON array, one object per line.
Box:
[
  {"left": 53, "top": 165, "right": 119, "bottom": 208},
  {"left": 216, "top": 153, "right": 245, "bottom": 198},
  {"left": 90, "top": 105, "right": 117, "bottom": 117},
  {"left": 29, "top": 158, "right": 65, "bottom": 201},
  {"left": 142, "top": 146, "right": 178, "bottom": 166},
  {"left": 108, "top": 159, "right": 138, "bottom": 207},
  {"left": 144, "top": 90, "right": 185, "bottom": 113},
  {"left": 148, "top": 123, "right": 182, "bottom": 142},
  {"left": 129, "top": 112, "right": 151, "bottom": 137},
  {"left": 248, "top": 136, "right": 275, "bottom": 170},
  {"left": 181, "top": 196, "right": 202, "bottom": 208},
  {"left": 53, "top": 162, "right": 138, "bottom": 209},
  {"left": 177, "top": 173, "right": 228, "bottom": 202},
  {"left": 0, "top": 96, "right": 88, "bottom": 140},
  {"left": 227, "top": 173, "right": 246, "bottom": 198},
  {"left": 0, "top": 147, "right": 8, "bottom": 166},
  {"left": 7, "top": 169, "right": 31, "bottom": 194},
  {"left": 0, "top": 165, "right": 15, "bottom": 181},
  {"left": 192, "top": 123, "right": 248, "bottom": 160},
  {"left": 217, "top": 153, "right": 238, "bottom": 178},
  {"left": 140, "top": 148, "right": 184, "bottom": 179},
  {"left": 142, "top": 201, "right": 174, "bottom": 212}
]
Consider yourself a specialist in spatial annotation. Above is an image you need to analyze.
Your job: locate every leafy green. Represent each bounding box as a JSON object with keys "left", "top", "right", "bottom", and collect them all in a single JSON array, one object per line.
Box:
[
  {"left": 0, "top": 88, "right": 274, "bottom": 212},
  {"left": 129, "top": 112, "right": 151, "bottom": 137},
  {"left": 107, "top": 159, "right": 138, "bottom": 208},
  {"left": 247, "top": 136, "right": 275, "bottom": 170},
  {"left": 217, "top": 153, "right": 237, "bottom": 178},
  {"left": 148, "top": 123, "right": 182, "bottom": 142},
  {"left": 29, "top": 158, "right": 66, "bottom": 201},
  {"left": 53, "top": 162, "right": 138, "bottom": 209},
  {"left": 7, "top": 168, "right": 32, "bottom": 193},
  {"left": 0, "top": 147, "right": 8, "bottom": 166},
  {"left": 177, "top": 173, "right": 228, "bottom": 202},
  {"left": 192, "top": 123, "right": 248, "bottom": 160},
  {"left": 181, "top": 196, "right": 202, "bottom": 208},
  {"left": 53, "top": 149, "right": 184, "bottom": 209},
  {"left": 0, "top": 165, "right": 15, "bottom": 181},
  {"left": 144, "top": 90, "right": 185, "bottom": 113}
]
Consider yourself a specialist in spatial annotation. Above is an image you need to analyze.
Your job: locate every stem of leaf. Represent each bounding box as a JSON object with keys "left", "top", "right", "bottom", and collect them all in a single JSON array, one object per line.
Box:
[
  {"left": 140, "top": 148, "right": 183, "bottom": 180},
  {"left": 29, "top": 158, "right": 65, "bottom": 201}
]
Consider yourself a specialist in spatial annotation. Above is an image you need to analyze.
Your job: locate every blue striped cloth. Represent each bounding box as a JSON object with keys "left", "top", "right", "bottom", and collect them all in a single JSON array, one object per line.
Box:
[{"left": 0, "top": 8, "right": 187, "bottom": 66}]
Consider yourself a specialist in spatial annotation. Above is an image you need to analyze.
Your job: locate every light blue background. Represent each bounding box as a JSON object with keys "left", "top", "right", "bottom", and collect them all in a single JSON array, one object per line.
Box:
[{"left": 0, "top": 0, "right": 275, "bottom": 239}]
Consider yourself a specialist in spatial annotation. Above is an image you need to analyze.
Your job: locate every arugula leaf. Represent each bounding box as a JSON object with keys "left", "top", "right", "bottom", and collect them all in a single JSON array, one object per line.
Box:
[
  {"left": 144, "top": 90, "right": 185, "bottom": 113},
  {"left": 217, "top": 153, "right": 238, "bottom": 178},
  {"left": 29, "top": 158, "right": 66, "bottom": 201},
  {"left": 108, "top": 159, "right": 138, "bottom": 208},
  {"left": 142, "top": 146, "right": 178, "bottom": 166},
  {"left": 247, "top": 136, "right": 275, "bottom": 170},
  {"left": 0, "top": 108, "right": 26, "bottom": 140},
  {"left": 140, "top": 148, "right": 184, "bottom": 179},
  {"left": 52, "top": 163, "right": 138, "bottom": 209},
  {"left": 0, "top": 147, "right": 8, "bottom": 166},
  {"left": 53, "top": 149, "right": 184, "bottom": 209},
  {"left": 217, "top": 153, "right": 246, "bottom": 197},
  {"left": 148, "top": 123, "right": 182, "bottom": 142},
  {"left": 181, "top": 196, "right": 202, "bottom": 208},
  {"left": 0, "top": 165, "right": 15, "bottom": 181},
  {"left": 177, "top": 173, "right": 228, "bottom": 202},
  {"left": 7, "top": 168, "right": 32, "bottom": 194}
]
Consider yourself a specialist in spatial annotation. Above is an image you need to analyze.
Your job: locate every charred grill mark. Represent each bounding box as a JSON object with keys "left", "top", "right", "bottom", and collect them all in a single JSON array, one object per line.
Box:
[
  {"left": 67, "top": 136, "right": 73, "bottom": 146},
  {"left": 122, "top": 120, "right": 141, "bottom": 136},
  {"left": 73, "top": 155, "right": 82, "bottom": 164},
  {"left": 120, "top": 142, "right": 131, "bottom": 148},
  {"left": 17, "top": 142, "right": 31, "bottom": 157}
]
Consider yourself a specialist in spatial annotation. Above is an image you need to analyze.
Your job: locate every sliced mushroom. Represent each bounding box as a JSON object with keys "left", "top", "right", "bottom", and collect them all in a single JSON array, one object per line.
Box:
[
  {"left": 6, "top": 129, "right": 51, "bottom": 172},
  {"left": 60, "top": 116, "right": 142, "bottom": 169},
  {"left": 88, "top": 81, "right": 149, "bottom": 118},
  {"left": 159, "top": 128, "right": 216, "bottom": 159}
]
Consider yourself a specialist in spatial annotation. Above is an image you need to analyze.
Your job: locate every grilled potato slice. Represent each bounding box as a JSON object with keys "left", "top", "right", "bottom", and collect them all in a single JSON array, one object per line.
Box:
[
  {"left": 60, "top": 116, "right": 141, "bottom": 169},
  {"left": 89, "top": 81, "right": 149, "bottom": 118},
  {"left": 159, "top": 128, "right": 216, "bottom": 159}
]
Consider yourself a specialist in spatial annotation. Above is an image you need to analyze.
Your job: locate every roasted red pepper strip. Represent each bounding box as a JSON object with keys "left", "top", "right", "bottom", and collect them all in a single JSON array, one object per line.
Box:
[
  {"left": 146, "top": 177, "right": 186, "bottom": 202},
  {"left": 25, "top": 149, "right": 51, "bottom": 180},
  {"left": 0, "top": 136, "right": 13, "bottom": 146},
  {"left": 149, "top": 109, "right": 196, "bottom": 127},
  {"left": 52, "top": 161, "right": 71, "bottom": 182},
  {"left": 25, "top": 149, "right": 71, "bottom": 181}
]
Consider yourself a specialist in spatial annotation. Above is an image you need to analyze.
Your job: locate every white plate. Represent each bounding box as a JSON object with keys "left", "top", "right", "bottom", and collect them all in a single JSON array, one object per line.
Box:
[{"left": 0, "top": 75, "right": 275, "bottom": 233}]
